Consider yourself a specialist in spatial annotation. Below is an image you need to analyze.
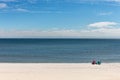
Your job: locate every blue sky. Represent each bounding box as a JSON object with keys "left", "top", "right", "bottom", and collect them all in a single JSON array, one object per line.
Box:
[{"left": 0, "top": 0, "right": 120, "bottom": 38}]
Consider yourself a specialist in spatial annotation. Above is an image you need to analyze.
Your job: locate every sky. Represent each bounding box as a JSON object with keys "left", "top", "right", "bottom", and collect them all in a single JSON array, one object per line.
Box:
[{"left": 0, "top": 0, "right": 120, "bottom": 38}]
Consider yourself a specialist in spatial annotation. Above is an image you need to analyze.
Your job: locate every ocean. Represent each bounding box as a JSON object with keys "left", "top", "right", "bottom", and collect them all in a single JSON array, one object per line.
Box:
[{"left": 0, "top": 38, "right": 120, "bottom": 63}]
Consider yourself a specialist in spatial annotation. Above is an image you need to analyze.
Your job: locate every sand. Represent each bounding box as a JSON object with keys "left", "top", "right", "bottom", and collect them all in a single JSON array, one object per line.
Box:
[{"left": 0, "top": 63, "right": 120, "bottom": 80}]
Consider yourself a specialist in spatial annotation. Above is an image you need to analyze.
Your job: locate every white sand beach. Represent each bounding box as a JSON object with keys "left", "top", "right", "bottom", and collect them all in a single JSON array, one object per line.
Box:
[{"left": 0, "top": 63, "right": 120, "bottom": 80}]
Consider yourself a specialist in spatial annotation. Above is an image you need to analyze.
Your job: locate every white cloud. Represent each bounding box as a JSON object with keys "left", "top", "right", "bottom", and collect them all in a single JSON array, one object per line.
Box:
[
  {"left": 0, "top": 27, "right": 120, "bottom": 38},
  {"left": 0, "top": 21, "right": 120, "bottom": 38},
  {"left": 99, "top": 12, "right": 112, "bottom": 16},
  {"left": 66, "top": 0, "right": 120, "bottom": 5},
  {"left": 88, "top": 22, "right": 117, "bottom": 28},
  {"left": 16, "top": 8, "right": 29, "bottom": 12},
  {"left": 0, "top": 3, "right": 7, "bottom": 8},
  {"left": 0, "top": 0, "right": 16, "bottom": 2},
  {"left": 27, "top": 0, "right": 37, "bottom": 3},
  {"left": 105, "top": 0, "right": 120, "bottom": 2},
  {"left": 72, "top": 0, "right": 120, "bottom": 2}
]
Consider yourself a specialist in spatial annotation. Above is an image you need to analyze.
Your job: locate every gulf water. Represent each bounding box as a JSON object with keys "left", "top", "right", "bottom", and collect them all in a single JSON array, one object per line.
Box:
[{"left": 0, "top": 38, "right": 120, "bottom": 63}]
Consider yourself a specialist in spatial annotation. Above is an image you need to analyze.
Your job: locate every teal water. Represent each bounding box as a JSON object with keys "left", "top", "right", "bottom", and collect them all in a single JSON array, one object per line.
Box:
[{"left": 0, "top": 38, "right": 120, "bottom": 63}]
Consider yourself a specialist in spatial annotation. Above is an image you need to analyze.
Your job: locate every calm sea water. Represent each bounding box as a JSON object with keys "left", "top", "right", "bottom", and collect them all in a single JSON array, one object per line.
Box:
[{"left": 0, "top": 38, "right": 120, "bottom": 63}]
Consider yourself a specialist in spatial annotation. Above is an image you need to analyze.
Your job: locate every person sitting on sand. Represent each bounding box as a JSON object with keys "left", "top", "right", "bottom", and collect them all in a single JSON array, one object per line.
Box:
[
  {"left": 97, "top": 61, "right": 101, "bottom": 65},
  {"left": 92, "top": 60, "right": 96, "bottom": 65}
]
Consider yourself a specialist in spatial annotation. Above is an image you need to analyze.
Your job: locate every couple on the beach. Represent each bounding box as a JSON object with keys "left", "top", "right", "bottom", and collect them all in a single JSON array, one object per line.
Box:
[{"left": 92, "top": 60, "right": 101, "bottom": 65}]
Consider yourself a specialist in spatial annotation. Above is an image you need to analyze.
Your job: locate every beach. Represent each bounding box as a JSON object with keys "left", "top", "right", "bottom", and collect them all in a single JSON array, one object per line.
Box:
[{"left": 0, "top": 63, "right": 120, "bottom": 80}]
